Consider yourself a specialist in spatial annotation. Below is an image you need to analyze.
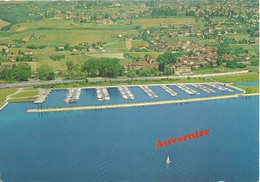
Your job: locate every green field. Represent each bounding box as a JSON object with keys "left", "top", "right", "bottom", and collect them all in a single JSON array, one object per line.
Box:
[
  {"left": 236, "top": 86, "right": 259, "bottom": 94},
  {"left": 11, "top": 90, "right": 39, "bottom": 98},
  {"left": 212, "top": 72, "right": 259, "bottom": 83},
  {"left": 37, "top": 77, "right": 212, "bottom": 89},
  {"left": 192, "top": 67, "right": 240, "bottom": 74},
  {"left": 0, "top": 88, "right": 18, "bottom": 103}
]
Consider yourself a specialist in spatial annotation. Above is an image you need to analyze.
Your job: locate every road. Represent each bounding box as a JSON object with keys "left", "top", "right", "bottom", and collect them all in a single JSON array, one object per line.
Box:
[{"left": 0, "top": 70, "right": 249, "bottom": 89}]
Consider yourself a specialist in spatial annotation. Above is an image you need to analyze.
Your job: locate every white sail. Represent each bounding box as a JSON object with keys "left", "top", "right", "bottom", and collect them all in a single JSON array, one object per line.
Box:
[{"left": 166, "top": 155, "right": 171, "bottom": 164}]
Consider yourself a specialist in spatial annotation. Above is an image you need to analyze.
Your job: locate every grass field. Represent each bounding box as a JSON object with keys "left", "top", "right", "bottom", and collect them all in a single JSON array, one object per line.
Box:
[
  {"left": 8, "top": 97, "right": 37, "bottom": 102},
  {"left": 134, "top": 17, "right": 195, "bottom": 28},
  {"left": 11, "top": 90, "right": 38, "bottom": 98},
  {"left": 0, "top": 19, "right": 10, "bottom": 29},
  {"left": 37, "top": 77, "right": 212, "bottom": 89},
  {"left": 236, "top": 86, "right": 259, "bottom": 94},
  {"left": 0, "top": 88, "right": 18, "bottom": 103},
  {"left": 192, "top": 67, "right": 239, "bottom": 74},
  {"left": 212, "top": 72, "right": 259, "bottom": 83}
]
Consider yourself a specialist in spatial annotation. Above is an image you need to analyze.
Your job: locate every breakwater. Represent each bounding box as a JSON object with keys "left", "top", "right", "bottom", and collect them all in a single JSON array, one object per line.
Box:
[{"left": 27, "top": 94, "right": 240, "bottom": 113}]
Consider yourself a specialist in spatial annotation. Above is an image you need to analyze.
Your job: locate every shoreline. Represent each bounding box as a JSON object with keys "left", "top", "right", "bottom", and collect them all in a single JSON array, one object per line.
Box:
[{"left": 27, "top": 94, "right": 240, "bottom": 113}]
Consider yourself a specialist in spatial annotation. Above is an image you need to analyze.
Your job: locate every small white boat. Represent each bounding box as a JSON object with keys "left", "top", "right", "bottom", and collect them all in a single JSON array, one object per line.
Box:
[{"left": 166, "top": 155, "right": 171, "bottom": 164}]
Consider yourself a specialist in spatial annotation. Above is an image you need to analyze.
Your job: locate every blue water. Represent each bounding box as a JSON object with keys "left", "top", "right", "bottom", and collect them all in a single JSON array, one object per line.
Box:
[
  {"left": 0, "top": 93, "right": 258, "bottom": 181},
  {"left": 236, "top": 81, "right": 259, "bottom": 87}
]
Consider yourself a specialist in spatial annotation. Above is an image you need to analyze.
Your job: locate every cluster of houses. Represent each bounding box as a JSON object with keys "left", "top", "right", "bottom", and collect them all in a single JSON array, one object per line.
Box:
[{"left": 125, "top": 41, "right": 221, "bottom": 75}]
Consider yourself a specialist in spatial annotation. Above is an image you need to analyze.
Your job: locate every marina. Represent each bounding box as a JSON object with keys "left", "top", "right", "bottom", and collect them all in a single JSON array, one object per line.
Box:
[
  {"left": 207, "top": 83, "right": 233, "bottom": 92},
  {"left": 140, "top": 86, "right": 158, "bottom": 98},
  {"left": 96, "top": 87, "right": 110, "bottom": 101},
  {"left": 63, "top": 88, "right": 81, "bottom": 103},
  {"left": 118, "top": 86, "right": 135, "bottom": 100},
  {"left": 191, "top": 84, "right": 216, "bottom": 94},
  {"left": 160, "top": 85, "right": 178, "bottom": 97},
  {"left": 34, "top": 89, "right": 51, "bottom": 104},
  {"left": 175, "top": 84, "right": 200, "bottom": 95}
]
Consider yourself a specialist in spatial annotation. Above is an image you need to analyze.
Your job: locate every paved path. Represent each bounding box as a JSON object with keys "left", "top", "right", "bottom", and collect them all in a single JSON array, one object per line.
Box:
[{"left": 0, "top": 70, "right": 249, "bottom": 89}]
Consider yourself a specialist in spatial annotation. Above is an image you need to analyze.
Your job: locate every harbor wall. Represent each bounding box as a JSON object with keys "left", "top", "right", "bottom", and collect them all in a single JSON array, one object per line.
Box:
[{"left": 27, "top": 94, "right": 240, "bottom": 113}]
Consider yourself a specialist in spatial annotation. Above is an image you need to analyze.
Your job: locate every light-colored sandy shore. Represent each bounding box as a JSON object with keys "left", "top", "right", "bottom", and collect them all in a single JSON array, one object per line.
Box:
[{"left": 27, "top": 94, "right": 240, "bottom": 113}]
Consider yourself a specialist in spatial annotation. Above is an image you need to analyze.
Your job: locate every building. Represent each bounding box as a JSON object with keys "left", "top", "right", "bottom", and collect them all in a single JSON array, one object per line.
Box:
[
  {"left": 175, "top": 64, "right": 192, "bottom": 74},
  {"left": 24, "top": 50, "right": 33, "bottom": 55}
]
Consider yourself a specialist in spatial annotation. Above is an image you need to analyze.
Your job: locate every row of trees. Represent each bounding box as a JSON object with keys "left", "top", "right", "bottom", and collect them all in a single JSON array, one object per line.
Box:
[
  {"left": 0, "top": 64, "right": 31, "bottom": 81},
  {"left": 81, "top": 58, "right": 124, "bottom": 77},
  {"left": 151, "top": 8, "right": 177, "bottom": 17}
]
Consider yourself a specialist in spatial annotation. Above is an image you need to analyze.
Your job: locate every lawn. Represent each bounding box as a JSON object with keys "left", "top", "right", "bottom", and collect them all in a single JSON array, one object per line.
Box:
[
  {"left": 192, "top": 67, "right": 238, "bottom": 74},
  {"left": 37, "top": 77, "right": 212, "bottom": 89},
  {"left": 11, "top": 90, "right": 39, "bottom": 98},
  {"left": 212, "top": 72, "right": 259, "bottom": 83},
  {"left": 235, "top": 86, "right": 259, "bottom": 94},
  {"left": 8, "top": 97, "right": 37, "bottom": 102},
  {"left": 0, "top": 88, "right": 18, "bottom": 103}
]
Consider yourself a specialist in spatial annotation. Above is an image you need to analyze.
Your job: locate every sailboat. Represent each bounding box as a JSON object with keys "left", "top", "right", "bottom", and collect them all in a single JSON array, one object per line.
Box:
[{"left": 166, "top": 155, "right": 171, "bottom": 164}]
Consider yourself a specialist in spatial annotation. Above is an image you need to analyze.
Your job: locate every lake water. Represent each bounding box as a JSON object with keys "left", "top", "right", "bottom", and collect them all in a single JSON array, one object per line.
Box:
[
  {"left": 0, "top": 85, "right": 258, "bottom": 182},
  {"left": 236, "top": 81, "right": 259, "bottom": 87}
]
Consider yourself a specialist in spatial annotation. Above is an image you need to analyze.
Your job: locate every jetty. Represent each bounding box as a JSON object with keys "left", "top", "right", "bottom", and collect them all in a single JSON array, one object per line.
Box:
[
  {"left": 27, "top": 94, "right": 240, "bottom": 113},
  {"left": 118, "top": 86, "right": 135, "bottom": 100},
  {"left": 96, "top": 87, "right": 110, "bottom": 101},
  {"left": 175, "top": 84, "right": 200, "bottom": 95},
  {"left": 34, "top": 89, "right": 51, "bottom": 104},
  {"left": 160, "top": 85, "right": 178, "bottom": 96},
  {"left": 207, "top": 83, "right": 233, "bottom": 92},
  {"left": 140, "top": 86, "right": 158, "bottom": 98},
  {"left": 191, "top": 84, "right": 216, "bottom": 94}
]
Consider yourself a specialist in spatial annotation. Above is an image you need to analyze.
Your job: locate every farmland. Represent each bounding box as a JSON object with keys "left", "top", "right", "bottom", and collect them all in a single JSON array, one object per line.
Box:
[{"left": 0, "top": 0, "right": 258, "bottom": 83}]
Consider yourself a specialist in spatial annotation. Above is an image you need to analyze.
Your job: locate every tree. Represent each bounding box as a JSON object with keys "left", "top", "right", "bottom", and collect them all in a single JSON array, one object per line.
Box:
[
  {"left": 12, "top": 64, "right": 32, "bottom": 81},
  {"left": 81, "top": 58, "right": 124, "bottom": 78},
  {"left": 163, "top": 66, "right": 173, "bottom": 75},
  {"left": 156, "top": 52, "right": 177, "bottom": 64},
  {"left": 37, "top": 64, "right": 55, "bottom": 80},
  {"left": 66, "top": 61, "right": 75, "bottom": 71},
  {"left": 127, "top": 69, "right": 137, "bottom": 77}
]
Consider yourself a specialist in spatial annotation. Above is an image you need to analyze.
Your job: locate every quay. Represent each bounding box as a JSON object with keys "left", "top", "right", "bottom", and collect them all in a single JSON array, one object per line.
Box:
[
  {"left": 140, "top": 86, "right": 158, "bottom": 98},
  {"left": 27, "top": 94, "right": 240, "bottom": 113},
  {"left": 34, "top": 89, "right": 51, "bottom": 104},
  {"left": 0, "top": 101, "right": 9, "bottom": 111}
]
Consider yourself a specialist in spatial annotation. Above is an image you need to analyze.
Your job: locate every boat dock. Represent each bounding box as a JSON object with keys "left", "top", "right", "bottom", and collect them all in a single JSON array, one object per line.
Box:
[
  {"left": 160, "top": 85, "right": 178, "bottom": 96},
  {"left": 175, "top": 84, "right": 200, "bottom": 95},
  {"left": 96, "top": 87, "right": 110, "bottom": 101},
  {"left": 207, "top": 84, "right": 233, "bottom": 92},
  {"left": 63, "top": 88, "right": 82, "bottom": 103},
  {"left": 140, "top": 86, "right": 158, "bottom": 98},
  {"left": 34, "top": 89, "right": 51, "bottom": 104},
  {"left": 118, "top": 86, "right": 135, "bottom": 100},
  {"left": 191, "top": 84, "right": 216, "bottom": 94}
]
